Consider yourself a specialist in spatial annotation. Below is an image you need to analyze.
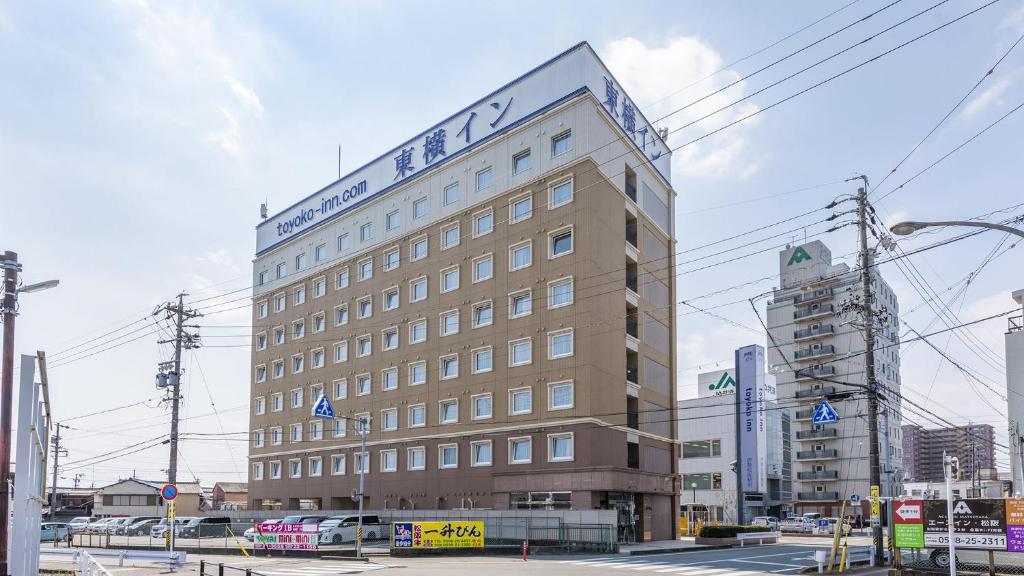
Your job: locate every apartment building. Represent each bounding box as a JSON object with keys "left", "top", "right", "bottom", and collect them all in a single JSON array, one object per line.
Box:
[
  {"left": 902, "top": 423, "right": 996, "bottom": 483},
  {"left": 247, "top": 42, "right": 679, "bottom": 541},
  {"left": 766, "top": 240, "right": 903, "bottom": 519}
]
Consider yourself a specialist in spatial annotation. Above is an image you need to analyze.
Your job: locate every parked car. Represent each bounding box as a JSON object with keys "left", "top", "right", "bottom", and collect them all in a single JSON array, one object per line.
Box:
[
  {"left": 151, "top": 517, "right": 192, "bottom": 538},
  {"left": 111, "top": 516, "right": 158, "bottom": 535},
  {"left": 105, "top": 518, "right": 133, "bottom": 535},
  {"left": 40, "top": 523, "right": 70, "bottom": 542},
  {"left": 177, "top": 517, "right": 232, "bottom": 538},
  {"left": 244, "top": 519, "right": 282, "bottom": 542},
  {"left": 751, "top": 516, "right": 779, "bottom": 531},
  {"left": 779, "top": 517, "right": 815, "bottom": 533},
  {"left": 86, "top": 518, "right": 119, "bottom": 533},
  {"left": 67, "top": 516, "right": 95, "bottom": 533},
  {"left": 318, "top": 514, "right": 382, "bottom": 545},
  {"left": 280, "top": 514, "right": 328, "bottom": 525},
  {"left": 125, "top": 518, "right": 161, "bottom": 536},
  {"left": 820, "top": 517, "right": 851, "bottom": 535}
]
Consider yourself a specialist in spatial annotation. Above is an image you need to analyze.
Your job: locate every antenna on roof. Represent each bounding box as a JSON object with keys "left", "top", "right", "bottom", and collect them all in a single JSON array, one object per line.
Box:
[
  {"left": 260, "top": 201, "right": 268, "bottom": 220},
  {"left": 338, "top": 145, "right": 342, "bottom": 180},
  {"left": 657, "top": 127, "right": 669, "bottom": 141}
]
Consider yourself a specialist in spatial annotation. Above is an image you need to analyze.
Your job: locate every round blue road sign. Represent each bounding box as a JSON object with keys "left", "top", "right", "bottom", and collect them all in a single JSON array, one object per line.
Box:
[{"left": 161, "top": 483, "right": 178, "bottom": 501}]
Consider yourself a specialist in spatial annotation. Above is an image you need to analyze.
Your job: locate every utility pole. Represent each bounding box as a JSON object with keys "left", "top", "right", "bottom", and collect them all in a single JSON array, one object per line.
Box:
[
  {"left": 155, "top": 293, "right": 201, "bottom": 485},
  {"left": 0, "top": 251, "right": 19, "bottom": 576},
  {"left": 49, "top": 423, "right": 67, "bottom": 520},
  {"left": 856, "top": 185, "right": 884, "bottom": 566}
]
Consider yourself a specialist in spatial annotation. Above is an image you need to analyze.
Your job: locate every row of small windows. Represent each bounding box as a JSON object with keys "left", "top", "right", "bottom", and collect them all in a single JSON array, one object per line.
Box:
[
  {"left": 254, "top": 328, "right": 574, "bottom": 385},
  {"left": 257, "top": 155, "right": 575, "bottom": 287},
  {"left": 254, "top": 276, "right": 574, "bottom": 360},
  {"left": 254, "top": 381, "right": 574, "bottom": 430},
  {"left": 251, "top": 432, "right": 576, "bottom": 480}
]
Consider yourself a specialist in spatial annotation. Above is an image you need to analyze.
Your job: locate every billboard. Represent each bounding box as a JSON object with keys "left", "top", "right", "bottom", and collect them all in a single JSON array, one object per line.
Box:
[
  {"left": 698, "top": 368, "right": 736, "bottom": 398},
  {"left": 895, "top": 499, "right": 1024, "bottom": 552},
  {"left": 392, "top": 521, "right": 484, "bottom": 549},
  {"left": 252, "top": 522, "right": 319, "bottom": 550},
  {"left": 737, "top": 345, "right": 772, "bottom": 494}
]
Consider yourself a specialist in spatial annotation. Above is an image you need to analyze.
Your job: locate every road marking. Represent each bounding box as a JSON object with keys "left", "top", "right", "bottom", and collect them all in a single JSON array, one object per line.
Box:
[{"left": 735, "top": 559, "right": 806, "bottom": 568}]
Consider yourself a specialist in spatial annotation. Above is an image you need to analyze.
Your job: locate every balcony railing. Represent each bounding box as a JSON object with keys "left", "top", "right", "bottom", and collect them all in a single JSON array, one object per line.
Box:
[
  {"left": 797, "top": 449, "right": 838, "bottom": 460},
  {"left": 797, "top": 470, "right": 839, "bottom": 480},
  {"left": 626, "top": 314, "right": 638, "bottom": 339},
  {"left": 798, "top": 491, "right": 840, "bottom": 501},
  {"left": 795, "top": 345, "right": 835, "bottom": 359},
  {"left": 626, "top": 365, "right": 638, "bottom": 385},
  {"left": 1011, "top": 315, "right": 1023, "bottom": 333},
  {"left": 796, "top": 429, "right": 838, "bottom": 440},
  {"left": 794, "top": 325, "right": 835, "bottom": 340},
  {"left": 796, "top": 366, "right": 837, "bottom": 380},
  {"left": 794, "top": 288, "right": 833, "bottom": 305},
  {"left": 626, "top": 221, "right": 638, "bottom": 248},
  {"left": 794, "top": 304, "right": 835, "bottom": 320},
  {"left": 626, "top": 269, "right": 638, "bottom": 293},
  {"left": 795, "top": 409, "right": 815, "bottom": 420},
  {"left": 795, "top": 386, "right": 835, "bottom": 398}
]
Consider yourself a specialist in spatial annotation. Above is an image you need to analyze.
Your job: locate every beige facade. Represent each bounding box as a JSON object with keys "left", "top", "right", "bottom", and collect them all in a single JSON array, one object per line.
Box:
[
  {"left": 248, "top": 45, "right": 678, "bottom": 541},
  {"left": 93, "top": 479, "right": 202, "bottom": 517}
]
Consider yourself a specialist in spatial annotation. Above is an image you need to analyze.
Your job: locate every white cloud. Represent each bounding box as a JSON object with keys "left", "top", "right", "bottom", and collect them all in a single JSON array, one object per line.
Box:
[
  {"left": 1001, "top": 1, "right": 1024, "bottom": 32},
  {"left": 225, "top": 74, "right": 264, "bottom": 117},
  {"left": 962, "top": 79, "right": 1011, "bottom": 119},
  {"left": 603, "top": 36, "right": 761, "bottom": 180}
]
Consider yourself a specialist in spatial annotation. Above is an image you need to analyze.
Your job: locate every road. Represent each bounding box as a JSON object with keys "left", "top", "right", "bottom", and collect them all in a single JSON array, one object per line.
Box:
[{"left": 41, "top": 540, "right": 874, "bottom": 575}]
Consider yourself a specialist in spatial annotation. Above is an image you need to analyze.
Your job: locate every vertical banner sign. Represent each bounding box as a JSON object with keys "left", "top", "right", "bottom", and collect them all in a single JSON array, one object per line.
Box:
[
  {"left": 1005, "top": 499, "right": 1024, "bottom": 552},
  {"left": 737, "top": 345, "right": 767, "bottom": 493},
  {"left": 870, "top": 485, "right": 880, "bottom": 522},
  {"left": 893, "top": 500, "right": 925, "bottom": 548}
]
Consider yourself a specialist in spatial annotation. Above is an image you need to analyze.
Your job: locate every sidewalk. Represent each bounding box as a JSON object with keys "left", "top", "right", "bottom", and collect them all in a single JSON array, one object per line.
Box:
[{"left": 618, "top": 537, "right": 726, "bottom": 556}]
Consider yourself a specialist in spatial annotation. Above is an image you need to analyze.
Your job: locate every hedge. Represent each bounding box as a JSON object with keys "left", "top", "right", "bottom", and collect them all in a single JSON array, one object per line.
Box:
[{"left": 698, "top": 525, "right": 773, "bottom": 538}]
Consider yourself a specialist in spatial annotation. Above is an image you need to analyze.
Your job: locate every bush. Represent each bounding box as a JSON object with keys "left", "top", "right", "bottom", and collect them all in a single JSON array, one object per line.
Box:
[{"left": 698, "top": 524, "right": 772, "bottom": 538}]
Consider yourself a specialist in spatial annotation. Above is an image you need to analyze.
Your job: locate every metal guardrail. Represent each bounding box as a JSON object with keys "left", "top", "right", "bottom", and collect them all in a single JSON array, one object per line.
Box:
[{"left": 41, "top": 547, "right": 186, "bottom": 570}]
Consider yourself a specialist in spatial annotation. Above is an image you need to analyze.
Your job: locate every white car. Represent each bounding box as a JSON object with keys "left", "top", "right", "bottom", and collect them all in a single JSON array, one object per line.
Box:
[
  {"left": 151, "top": 517, "right": 192, "bottom": 538},
  {"left": 318, "top": 515, "right": 382, "bottom": 545},
  {"left": 68, "top": 516, "right": 95, "bottom": 533},
  {"left": 244, "top": 519, "right": 282, "bottom": 542},
  {"left": 86, "top": 518, "right": 118, "bottom": 533}
]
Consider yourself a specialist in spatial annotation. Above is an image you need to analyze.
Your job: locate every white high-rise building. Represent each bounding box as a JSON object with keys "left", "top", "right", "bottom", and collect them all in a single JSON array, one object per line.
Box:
[
  {"left": 1006, "top": 289, "right": 1024, "bottom": 494},
  {"left": 766, "top": 240, "right": 903, "bottom": 520}
]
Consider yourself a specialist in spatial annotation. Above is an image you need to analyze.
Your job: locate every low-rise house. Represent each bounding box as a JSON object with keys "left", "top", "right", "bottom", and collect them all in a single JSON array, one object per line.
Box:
[
  {"left": 92, "top": 478, "right": 203, "bottom": 517},
  {"left": 211, "top": 482, "right": 248, "bottom": 511}
]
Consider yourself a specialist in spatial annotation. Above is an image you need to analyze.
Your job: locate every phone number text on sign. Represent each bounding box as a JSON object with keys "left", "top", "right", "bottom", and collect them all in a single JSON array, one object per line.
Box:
[{"left": 924, "top": 533, "right": 1007, "bottom": 550}]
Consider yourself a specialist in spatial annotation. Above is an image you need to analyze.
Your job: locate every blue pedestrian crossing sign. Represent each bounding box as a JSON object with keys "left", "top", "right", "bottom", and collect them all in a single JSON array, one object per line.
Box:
[
  {"left": 812, "top": 399, "right": 839, "bottom": 425},
  {"left": 312, "top": 393, "right": 336, "bottom": 419}
]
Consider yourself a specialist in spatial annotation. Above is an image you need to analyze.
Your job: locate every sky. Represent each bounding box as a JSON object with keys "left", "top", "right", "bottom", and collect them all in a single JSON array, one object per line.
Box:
[{"left": 2, "top": 0, "right": 1023, "bottom": 487}]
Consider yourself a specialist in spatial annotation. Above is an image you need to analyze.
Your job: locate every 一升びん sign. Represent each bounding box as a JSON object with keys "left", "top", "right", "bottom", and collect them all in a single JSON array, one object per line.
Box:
[
  {"left": 252, "top": 522, "right": 319, "bottom": 550},
  {"left": 392, "top": 521, "right": 484, "bottom": 549},
  {"left": 255, "top": 42, "right": 671, "bottom": 255}
]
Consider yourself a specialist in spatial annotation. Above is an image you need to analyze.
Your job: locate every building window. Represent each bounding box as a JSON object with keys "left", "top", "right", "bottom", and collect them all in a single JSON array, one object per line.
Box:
[
  {"left": 510, "top": 241, "right": 532, "bottom": 271},
  {"left": 384, "top": 248, "right": 400, "bottom": 272},
  {"left": 310, "top": 420, "right": 323, "bottom": 441},
  {"left": 253, "top": 462, "right": 264, "bottom": 480},
  {"left": 258, "top": 271, "right": 269, "bottom": 286},
  {"left": 440, "top": 354, "right": 459, "bottom": 380},
  {"left": 357, "top": 296, "right": 372, "bottom": 319},
  {"left": 294, "top": 285, "right": 306, "bottom": 305},
  {"left": 439, "top": 398, "right": 458, "bottom": 423},
  {"left": 291, "top": 354, "right": 304, "bottom": 374},
  {"left": 336, "top": 268, "right": 350, "bottom": 289},
  {"left": 440, "top": 310, "right": 459, "bottom": 336},
  {"left": 473, "top": 209, "right": 493, "bottom": 237},
  {"left": 311, "top": 348, "right": 325, "bottom": 369},
  {"left": 386, "top": 210, "right": 400, "bottom": 231},
  {"left": 315, "top": 243, "right": 327, "bottom": 263},
  {"left": 380, "top": 449, "right": 398, "bottom": 472},
  {"left": 682, "top": 473, "right": 722, "bottom": 490},
  {"left": 382, "top": 367, "right": 398, "bottom": 391},
  {"left": 382, "top": 327, "right": 399, "bottom": 351},
  {"left": 681, "top": 440, "right": 722, "bottom": 458},
  {"left": 548, "top": 329, "right": 574, "bottom": 359},
  {"left": 270, "top": 427, "right": 282, "bottom": 445},
  {"left": 413, "top": 197, "right": 428, "bottom": 219},
  {"left": 472, "top": 254, "right": 493, "bottom": 283},
  {"left": 254, "top": 397, "right": 266, "bottom": 415},
  {"left": 312, "top": 313, "right": 326, "bottom": 333},
  {"left": 509, "top": 437, "right": 532, "bottom": 464},
  {"left": 548, "top": 277, "right": 574, "bottom": 308},
  {"left": 354, "top": 452, "right": 370, "bottom": 474},
  {"left": 381, "top": 408, "right": 398, "bottom": 431},
  {"left": 509, "top": 193, "right": 533, "bottom": 224},
  {"left": 509, "top": 387, "right": 532, "bottom": 415},
  {"left": 472, "top": 347, "right": 493, "bottom": 374},
  {"left": 272, "top": 360, "right": 284, "bottom": 379},
  {"left": 410, "top": 276, "right": 427, "bottom": 302},
  {"left": 276, "top": 263, "right": 287, "bottom": 279},
  {"left": 471, "top": 440, "right": 493, "bottom": 467},
  {"left": 270, "top": 461, "right": 282, "bottom": 479},
  {"left": 331, "top": 455, "right": 346, "bottom": 475},
  {"left": 358, "top": 257, "right": 373, "bottom": 281},
  {"left": 441, "top": 266, "right": 459, "bottom": 292},
  {"left": 360, "top": 222, "right": 374, "bottom": 242},
  {"left": 338, "top": 233, "right": 350, "bottom": 252},
  {"left": 334, "top": 341, "right": 348, "bottom": 364},
  {"left": 256, "top": 301, "right": 268, "bottom": 319},
  {"left": 509, "top": 339, "right": 532, "bottom": 367},
  {"left": 549, "top": 381, "right": 574, "bottom": 410},
  {"left": 253, "top": 429, "right": 265, "bottom": 448},
  {"left": 549, "top": 178, "right": 573, "bottom": 208},
  {"left": 271, "top": 394, "right": 283, "bottom": 412},
  {"left": 552, "top": 130, "right": 572, "bottom": 156},
  {"left": 439, "top": 444, "right": 458, "bottom": 469},
  {"left": 548, "top": 433, "right": 574, "bottom": 462},
  {"left": 308, "top": 457, "right": 322, "bottom": 477},
  {"left": 333, "top": 306, "right": 348, "bottom": 328},
  {"left": 333, "top": 419, "right": 346, "bottom": 438},
  {"left": 333, "top": 378, "right": 347, "bottom": 400},
  {"left": 356, "top": 373, "right": 372, "bottom": 396},
  {"left": 472, "top": 393, "right": 492, "bottom": 420},
  {"left": 273, "top": 326, "right": 284, "bottom": 345},
  {"left": 441, "top": 222, "right": 460, "bottom": 250},
  {"left": 509, "top": 290, "right": 532, "bottom": 318},
  {"left": 274, "top": 293, "right": 286, "bottom": 313},
  {"left": 383, "top": 287, "right": 400, "bottom": 311},
  {"left": 290, "top": 423, "right": 303, "bottom": 443},
  {"left": 549, "top": 227, "right": 574, "bottom": 258},
  {"left": 443, "top": 183, "right": 459, "bottom": 206},
  {"left": 313, "top": 278, "right": 326, "bottom": 298},
  {"left": 407, "top": 447, "right": 426, "bottom": 470},
  {"left": 472, "top": 301, "right": 492, "bottom": 328},
  {"left": 410, "top": 236, "right": 428, "bottom": 261},
  {"left": 292, "top": 320, "right": 305, "bottom": 340},
  {"left": 256, "top": 332, "right": 267, "bottom": 351},
  {"left": 513, "top": 149, "right": 532, "bottom": 174},
  {"left": 255, "top": 365, "right": 267, "bottom": 383},
  {"left": 476, "top": 167, "right": 493, "bottom": 191},
  {"left": 408, "top": 404, "right": 426, "bottom": 428},
  {"left": 356, "top": 335, "right": 372, "bottom": 358},
  {"left": 409, "top": 361, "right": 426, "bottom": 386},
  {"left": 409, "top": 319, "right": 427, "bottom": 344}
]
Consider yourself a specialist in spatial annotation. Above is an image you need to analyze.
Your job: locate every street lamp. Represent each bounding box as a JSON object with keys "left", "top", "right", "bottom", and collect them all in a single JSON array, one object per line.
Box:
[
  {"left": 1, "top": 251, "right": 58, "bottom": 574},
  {"left": 691, "top": 482, "right": 698, "bottom": 504},
  {"left": 890, "top": 219, "right": 1024, "bottom": 239}
]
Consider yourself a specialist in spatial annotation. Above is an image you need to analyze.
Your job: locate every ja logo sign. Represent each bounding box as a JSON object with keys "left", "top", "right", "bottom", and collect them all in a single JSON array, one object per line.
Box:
[
  {"left": 708, "top": 372, "right": 736, "bottom": 392},
  {"left": 788, "top": 246, "right": 812, "bottom": 266}
]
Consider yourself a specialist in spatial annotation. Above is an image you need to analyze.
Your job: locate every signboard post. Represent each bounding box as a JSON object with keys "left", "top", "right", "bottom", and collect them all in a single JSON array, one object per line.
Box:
[
  {"left": 161, "top": 483, "right": 178, "bottom": 557},
  {"left": 392, "top": 522, "right": 484, "bottom": 549},
  {"left": 252, "top": 523, "right": 319, "bottom": 550},
  {"left": 870, "top": 485, "right": 880, "bottom": 524},
  {"left": 893, "top": 500, "right": 925, "bottom": 549}
]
